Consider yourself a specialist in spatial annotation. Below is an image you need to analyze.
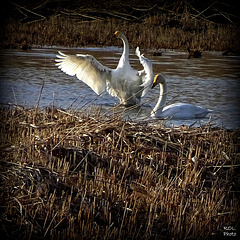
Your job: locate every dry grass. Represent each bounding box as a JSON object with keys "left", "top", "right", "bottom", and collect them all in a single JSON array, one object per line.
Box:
[
  {"left": 2, "top": 1, "right": 240, "bottom": 51},
  {"left": 0, "top": 106, "right": 239, "bottom": 239},
  {"left": 2, "top": 13, "right": 240, "bottom": 51}
]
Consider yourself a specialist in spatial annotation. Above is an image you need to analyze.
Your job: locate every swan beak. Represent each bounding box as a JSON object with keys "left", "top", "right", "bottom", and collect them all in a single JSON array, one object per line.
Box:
[
  {"left": 114, "top": 31, "right": 119, "bottom": 38},
  {"left": 151, "top": 75, "right": 158, "bottom": 89},
  {"left": 151, "top": 82, "right": 157, "bottom": 89}
]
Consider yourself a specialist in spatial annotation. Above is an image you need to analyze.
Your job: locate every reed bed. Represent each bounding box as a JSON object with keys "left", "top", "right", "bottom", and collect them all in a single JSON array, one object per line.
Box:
[
  {"left": 2, "top": 14, "right": 239, "bottom": 52},
  {"left": 0, "top": 105, "right": 239, "bottom": 239},
  {"left": 2, "top": 1, "right": 240, "bottom": 51}
]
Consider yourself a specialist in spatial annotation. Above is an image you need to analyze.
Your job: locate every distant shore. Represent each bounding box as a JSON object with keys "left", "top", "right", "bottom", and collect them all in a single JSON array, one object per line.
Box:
[
  {"left": 1, "top": 15, "right": 240, "bottom": 52},
  {"left": 1, "top": 0, "right": 240, "bottom": 52}
]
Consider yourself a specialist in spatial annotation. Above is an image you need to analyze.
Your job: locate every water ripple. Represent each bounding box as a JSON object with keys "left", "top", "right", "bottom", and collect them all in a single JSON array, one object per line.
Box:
[{"left": 0, "top": 47, "right": 239, "bottom": 129}]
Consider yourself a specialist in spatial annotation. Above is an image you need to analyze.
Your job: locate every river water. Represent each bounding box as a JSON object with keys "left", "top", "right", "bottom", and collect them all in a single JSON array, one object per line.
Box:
[{"left": 0, "top": 47, "right": 240, "bottom": 129}]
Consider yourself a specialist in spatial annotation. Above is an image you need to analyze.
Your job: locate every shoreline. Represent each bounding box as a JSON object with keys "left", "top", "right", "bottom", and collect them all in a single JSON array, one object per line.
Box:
[{"left": 2, "top": 41, "right": 238, "bottom": 57}]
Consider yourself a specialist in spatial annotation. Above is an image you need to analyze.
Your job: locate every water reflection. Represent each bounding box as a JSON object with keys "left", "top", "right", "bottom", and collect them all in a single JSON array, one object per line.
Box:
[{"left": 0, "top": 47, "right": 240, "bottom": 129}]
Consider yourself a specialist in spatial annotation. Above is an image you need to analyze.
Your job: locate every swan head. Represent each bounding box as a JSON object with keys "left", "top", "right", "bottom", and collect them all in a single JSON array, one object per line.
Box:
[
  {"left": 152, "top": 73, "right": 165, "bottom": 89},
  {"left": 114, "top": 31, "right": 124, "bottom": 39}
]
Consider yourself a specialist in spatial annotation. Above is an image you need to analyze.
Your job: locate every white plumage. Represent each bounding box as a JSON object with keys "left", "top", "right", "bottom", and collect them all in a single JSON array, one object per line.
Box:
[
  {"left": 55, "top": 31, "right": 153, "bottom": 106},
  {"left": 151, "top": 74, "right": 212, "bottom": 119}
]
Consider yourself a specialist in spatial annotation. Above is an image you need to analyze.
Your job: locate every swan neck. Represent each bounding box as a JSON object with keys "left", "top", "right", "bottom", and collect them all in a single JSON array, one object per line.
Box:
[
  {"left": 118, "top": 34, "right": 130, "bottom": 67},
  {"left": 153, "top": 81, "right": 167, "bottom": 113}
]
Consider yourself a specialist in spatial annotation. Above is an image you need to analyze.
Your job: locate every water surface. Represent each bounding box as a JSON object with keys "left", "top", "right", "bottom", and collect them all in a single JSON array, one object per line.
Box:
[{"left": 0, "top": 47, "right": 239, "bottom": 129}]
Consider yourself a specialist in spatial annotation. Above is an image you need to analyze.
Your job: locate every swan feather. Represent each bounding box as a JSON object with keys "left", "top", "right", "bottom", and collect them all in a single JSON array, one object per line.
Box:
[
  {"left": 56, "top": 51, "right": 112, "bottom": 95},
  {"left": 136, "top": 47, "right": 154, "bottom": 97}
]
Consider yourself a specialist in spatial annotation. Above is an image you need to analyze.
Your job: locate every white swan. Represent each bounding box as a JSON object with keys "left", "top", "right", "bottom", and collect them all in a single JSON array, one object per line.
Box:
[
  {"left": 55, "top": 31, "right": 153, "bottom": 106},
  {"left": 151, "top": 74, "right": 212, "bottom": 119}
]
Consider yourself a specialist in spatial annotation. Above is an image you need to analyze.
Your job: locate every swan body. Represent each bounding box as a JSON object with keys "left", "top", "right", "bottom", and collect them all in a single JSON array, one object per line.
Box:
[
  {"left": 154, "top": 102, "right": 211, "bottom": 119},
  {"left": 55, "top": 31, "right": 153, "bottom": 106},
  {"left": 151, "top": 74, "right": 212, "bottom": 119}
]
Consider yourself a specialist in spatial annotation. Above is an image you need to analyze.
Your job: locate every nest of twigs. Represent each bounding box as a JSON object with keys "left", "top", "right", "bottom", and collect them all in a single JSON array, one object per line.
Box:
[{"left": 0, "top": 106, "right": 239, "bottom": 239}]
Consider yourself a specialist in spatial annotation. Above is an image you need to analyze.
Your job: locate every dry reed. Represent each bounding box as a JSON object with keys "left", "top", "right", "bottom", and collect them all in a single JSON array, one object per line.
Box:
[
  {"left": 0, "top": 105, "right": 239, "bottom": 239},
  {"left": 1, "top": 13, "right": 240, "bottom": 51}
]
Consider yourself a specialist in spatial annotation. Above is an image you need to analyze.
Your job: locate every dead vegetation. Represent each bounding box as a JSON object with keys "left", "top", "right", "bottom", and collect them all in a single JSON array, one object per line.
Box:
[
  {"left": 0, "top": 105, "right": 239, "bottom": 239},
  {"left": 1, "top": 1, "right": 240, "bottom": 51}
]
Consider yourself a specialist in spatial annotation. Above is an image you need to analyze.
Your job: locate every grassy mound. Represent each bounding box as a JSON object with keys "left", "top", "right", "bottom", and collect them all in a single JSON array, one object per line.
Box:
[{"left": 0, "top": 106, "right": 239, "bottom": 239}]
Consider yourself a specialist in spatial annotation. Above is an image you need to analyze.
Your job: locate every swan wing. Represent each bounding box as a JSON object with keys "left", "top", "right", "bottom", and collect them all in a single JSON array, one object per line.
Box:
[
  {"left": 56, "top": 51, "right": 112, "bottom": 95},
  {"left": 136, "top": 47, "right": 154, "bottom": 97}
]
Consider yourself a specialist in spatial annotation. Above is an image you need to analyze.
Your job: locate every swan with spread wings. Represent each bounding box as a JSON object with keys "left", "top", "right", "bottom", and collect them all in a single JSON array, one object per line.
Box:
[{"left": 55, "top": 31, "right": 153, "bottom": 106}]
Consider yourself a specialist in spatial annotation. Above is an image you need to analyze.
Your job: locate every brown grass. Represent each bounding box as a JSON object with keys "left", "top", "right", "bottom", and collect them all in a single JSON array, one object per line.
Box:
[
  {"left": 2, "top": 13, "right": 240, "bottom": 51},
  {"left": 0, "top": 105, "right": 239, "bottom": 239}
]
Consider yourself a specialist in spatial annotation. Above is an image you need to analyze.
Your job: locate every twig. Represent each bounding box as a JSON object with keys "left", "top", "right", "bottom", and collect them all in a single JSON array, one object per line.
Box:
[
  {"left": 219, "top": 11, "right": 233, "bottom": 24},
  {"left": 12, "top": 2, "right": 46, "bottom": 21},
  {"left": 118, "top": 202, "right": 128, "bottom": 240},
  {"left": 43, "top": 212, "right": 58, "bottom": 238},
  {"left": 131, "top": 4, "right": 157, "bottom": 12},
  {"left": 33, "top": 81, "right": 45, "bottom": 124},
  {"left": 51, "top": 127, "right": 77, "bottom": 150},
  {"left": 11, "top": 86, "right": 17, "bottom": 105},
  {"left": 195, "top": 1, "right": 217, "bottom": 18},
  {"left": 70, "top": 151, "right": 90, "bottom": 175},
  {"left": 60, "top": 10, "right": 102, "bottom": 20},
  {"left": 35, "top": 81, "right": 45, "bottom": 110}
]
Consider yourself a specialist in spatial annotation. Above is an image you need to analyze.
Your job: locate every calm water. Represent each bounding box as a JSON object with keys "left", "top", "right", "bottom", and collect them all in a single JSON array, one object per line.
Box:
[{"left": 0, "top": 47, "right": 240, "bottom": 129}]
